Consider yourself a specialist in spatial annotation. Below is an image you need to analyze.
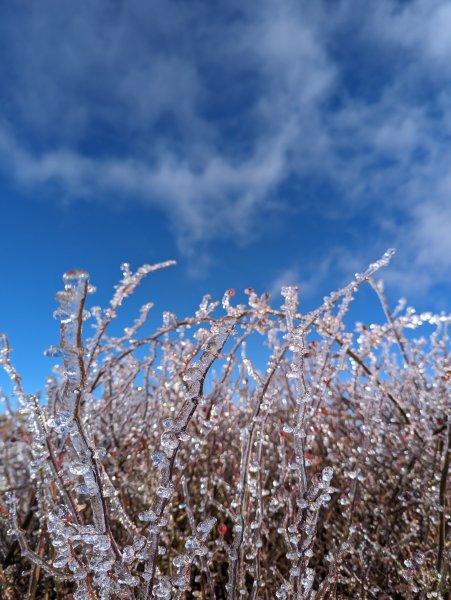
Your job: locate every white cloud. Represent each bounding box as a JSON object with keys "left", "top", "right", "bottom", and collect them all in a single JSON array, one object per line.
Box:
[
  {"left": 0, "top": 0, "right": 328, "bottom": 252},
  {"left": 0, "top": 117, "right": 294, "bottom": 250},
  {"left": 0, "top": 0, "right": 450, "bottom": 295}
]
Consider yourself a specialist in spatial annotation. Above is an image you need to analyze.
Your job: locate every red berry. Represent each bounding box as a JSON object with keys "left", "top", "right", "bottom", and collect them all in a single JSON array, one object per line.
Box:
[
  {"left": 218, "top": 523, "right": 228, "bottom": 536},
  {"left": 228, "top": 288, "right": 235, "bottom": 296}
]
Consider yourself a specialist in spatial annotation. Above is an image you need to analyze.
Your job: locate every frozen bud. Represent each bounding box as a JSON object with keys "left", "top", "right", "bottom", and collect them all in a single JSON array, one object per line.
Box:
[
  {"left": 47, "top": 413, "right": 74, "bottom": 434},
  {"left": 195, "top": 544, "right": 208, "bottom": 556},
  {"left": 63, "top": 269, "right": 89, "bottom": 289},
  {"left": 0, "top": 334, "right": 9, "bottom": 360},
  {"left": 161, "top": 432, "right": 178, "bottom": 454},
  {"left": 162, "top": 311, "right": 177, "bottom": 327},
  {"left": 319, "top": 493, "right": 332, "bottom": 504},
  {"left": 122, "top": 546, "right": 135, "bottom": 563},
  {"left": 138, "top": 510, "right": 158, "bottom": 522},
  {"left": 92, "top": 557, "right": 114, "bottom": 573},
  {"left": 44, "top": 345, "right": 64, "bottom": 358},
  {"left": 162, "top": 418, "right": 176, "bottom": 431},
  {"left": 172, "top": 574, "right": 190, "bottom": 589},
  {"left": 156, "top": 482, "right": 175, "bottom": 499},
  {"left": 152, "top": 453, "right": 168, "bottom": 469},
  {"left": 94, "top": 535, "right": 111, "bottom": 552},
  {"left": 185, "top": 536, "right": 201, "bottom": 551},
  {"left": 196, "top": 517, "right": 217, "bottom": 535},
  {"left": 340, "top": 542, "right": 351, "bottom": 552},
  {"left": 183, "top": 367, "right": 203, "bottom": 383},
  {"left": 68, "top": 460, "right": 91, "bottom": 476},
  {"left": 53, "top": 556, "right": 70, "bottom": 568},
  {"left": 153, "top": 575, "right": 172, "bottom": 598},
  {"left": 173, "top": 553, "right": 191, "bottom": 568},
  {"left": 414, "top": 552, "right": 424, "bottom": 566},
  {"left": 294, "top": 429, "right": 307, "bottom": 439},
  {"left": 94, "top": 447, "right": 107, "bottom": 459},
  {"left": 132, "top": 535, "right": 147, "bottom": 551},
  {"left": 322, "top": 467, "right": 334, "bottom": 482}
]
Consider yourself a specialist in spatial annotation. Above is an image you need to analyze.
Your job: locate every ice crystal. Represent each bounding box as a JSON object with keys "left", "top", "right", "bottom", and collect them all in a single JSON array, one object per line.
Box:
[{"left": 156, "top": 482, "right": 175, "bottom": 499}]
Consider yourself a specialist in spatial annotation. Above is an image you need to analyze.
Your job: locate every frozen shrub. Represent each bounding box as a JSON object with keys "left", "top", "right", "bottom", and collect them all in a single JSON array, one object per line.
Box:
[{"left": 0, "top": 252, "right": 449, "bottom": 599}]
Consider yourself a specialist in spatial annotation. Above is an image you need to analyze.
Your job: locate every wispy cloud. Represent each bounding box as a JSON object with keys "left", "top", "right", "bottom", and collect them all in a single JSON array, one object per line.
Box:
[{"left": 0, "top": 0, "right": 450, "bottom": 294}]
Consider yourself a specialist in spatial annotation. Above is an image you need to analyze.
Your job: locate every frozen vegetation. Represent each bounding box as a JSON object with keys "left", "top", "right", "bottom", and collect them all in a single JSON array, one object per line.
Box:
[{"left": 0, "top": 251, "right": 449, "bottom": 599}]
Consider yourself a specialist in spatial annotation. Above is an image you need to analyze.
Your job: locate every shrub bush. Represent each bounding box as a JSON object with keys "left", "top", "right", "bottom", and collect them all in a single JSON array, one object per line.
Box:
[{"left": 0, "top": 252, "right": 449, "bottom": 599}]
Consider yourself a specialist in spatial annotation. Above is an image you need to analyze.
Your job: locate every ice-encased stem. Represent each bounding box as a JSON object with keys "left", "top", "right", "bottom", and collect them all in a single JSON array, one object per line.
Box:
[
  {"left": 141, "top": 316, "right": 235, "bottom": 599},
  {"left": 54, "top": 269, "right": 89, "bottom": 420},
  {"left": 53, "top": 270, "right": 108, "bottom": 535}
]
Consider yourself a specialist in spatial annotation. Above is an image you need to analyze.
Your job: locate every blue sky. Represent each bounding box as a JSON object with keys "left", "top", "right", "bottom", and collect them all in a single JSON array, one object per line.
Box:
[{"left": 0, "top": 0, "right": 450, "bottom": 395}]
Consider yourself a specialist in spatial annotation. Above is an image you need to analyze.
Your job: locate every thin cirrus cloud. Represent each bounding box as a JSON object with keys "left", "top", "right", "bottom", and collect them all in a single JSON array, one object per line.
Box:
[{"left": 0, "top": 0, "right": 450, "bottom": 292}]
